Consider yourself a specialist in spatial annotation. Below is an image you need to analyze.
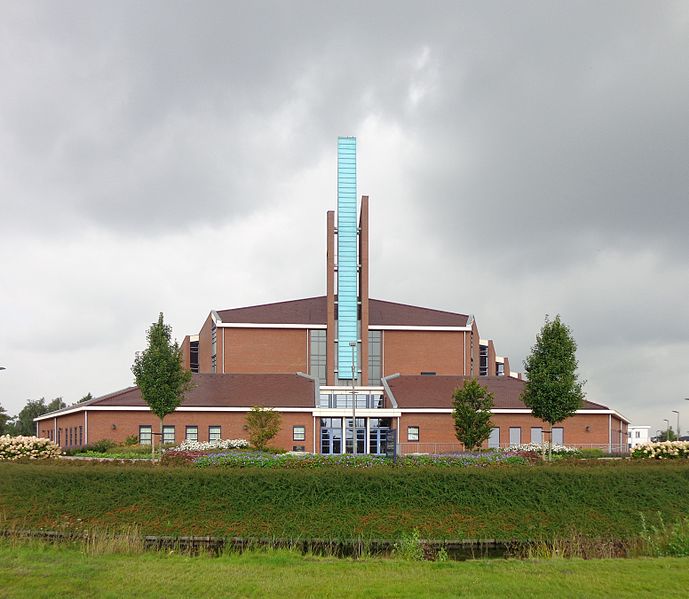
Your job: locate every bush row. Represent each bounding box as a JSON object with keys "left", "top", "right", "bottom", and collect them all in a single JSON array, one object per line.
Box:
[
  {"left": 632, "top": 441, "right": 689, "bottom": 459},
  {"left": 0, "top": 435, "right": 62, "bottom": 461},
  {"left": 2, "top": 461, "right": 689, "bottom": 540}
]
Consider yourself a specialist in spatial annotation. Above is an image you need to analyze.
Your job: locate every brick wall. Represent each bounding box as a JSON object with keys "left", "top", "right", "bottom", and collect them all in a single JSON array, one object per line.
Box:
[
  {"left": 383, "top": 330, "right": 465, "bottom": 376},
  {"left": 223, "top": 328, "right": 308, "bottom": 374}
]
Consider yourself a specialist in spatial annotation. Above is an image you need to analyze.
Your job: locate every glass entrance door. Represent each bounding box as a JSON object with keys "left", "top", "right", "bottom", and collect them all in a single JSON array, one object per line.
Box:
[{"left": 320, "top": 418, "right": 343, "bottom": 454}]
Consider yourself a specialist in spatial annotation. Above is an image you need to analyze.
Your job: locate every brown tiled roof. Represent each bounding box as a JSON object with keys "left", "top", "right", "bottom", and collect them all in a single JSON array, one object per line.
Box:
[
  {"left": 217, "top": 296, "right": 327, "bottom": 325},
  {"left": 369, "top": 299, "right": 468, "bottom": 327},
  {"left": 387, "top": 375, "right": 609, "bottom": 410},
  {"left": 215, "top": 296, "right": 469, "bottom": 327},
  {"left": 37, "top": 374, "right": 316, "bottom": 417}
]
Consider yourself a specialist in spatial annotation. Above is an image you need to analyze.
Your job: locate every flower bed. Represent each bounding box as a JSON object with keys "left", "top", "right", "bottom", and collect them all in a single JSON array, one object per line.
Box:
[
  {"left": 632, "top": 441, "right": 689, "bottom": 459},
  {"left": 188, "top": 450, "right": 528, "bottom": 469},
  {"left": 502, "top": 443, "right": 581, "bottom": 455},
  {"left": 0, "top": 435, "right": 62, "bottom": 461},
  {"left": 166, "top": 439, "right": 250, "bottom": 452}
]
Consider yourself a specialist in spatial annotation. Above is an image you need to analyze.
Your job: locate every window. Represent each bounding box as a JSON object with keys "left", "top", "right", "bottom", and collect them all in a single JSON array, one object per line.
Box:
[
  {"left": 552, "top": 428, "right": 564, "bottom": 445},
  {"left": 407, "top": 426, "right": 420, "bottom": 442},
  {"left": 531, "top": 427, "right": 542, "bottom": 444},
  {"left": 79, "top": 426, "right": 83, "bottom": 446},
  {"left": 635, "top": 431, "right": 641, "bottom": 438},
  {"left": 211, "top": 324, "right": 217, "bottom": 373},
  {"left": 185, "top": 426, "right": 198, "bottom": 442},
  {"left": 293, "top": 426, "right": 306, "bottom": 441},
  {"left": 163, "top": 425, "right": 175, "bottom": 445},
  {"left": 479, "top": 343, "right": 488, "bottom": 376},
  {"left": 57, "top": 428, "right": 61, "bottom": 445},
  {"left": 139, "top": 425, "right": 152, "bottom": 445},
  {"left": 189, "top": 340, "right": 199, "bottom": 374},
  {"left": 209, "top": 426, "right": 221, "bottom": 442},
  {"left": 488, "top": 427, "right": 500, "bottom": 449},
  {"left": 293, "top": 445, "right": 306, "bottom": 452},
  {"left": 69, "top": 428, "right": 73, "bottom": 447},
  {"left": 309, "top": 330, "right": 327, "bottom": 383},
  {"left": 368, "top": 330, "right": 382, "bottom": 385},
  {"left": 496, "top": 363, "right": 505, "bottom": 376},
  {"left": 509, "top": 427, "right": 521, "bottom": 446}
]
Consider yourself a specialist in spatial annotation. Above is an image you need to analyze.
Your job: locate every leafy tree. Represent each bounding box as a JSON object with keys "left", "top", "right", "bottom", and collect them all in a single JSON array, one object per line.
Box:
[
  {"left": 131, "top": 313, "right": 192, "bottom": 450},
  {"left": 78, "top": 393, "right": 94, "bottom": 404},
  {"left": 0, "top": 403, "right": 10, "bottom": 435},
  {"left": 9, "top": 397, "right": 65, "bottom": 436},
  {"left": 656, "top": 428, "right": 677, "bottom": 442},
  {"left": 452, "top": 379, "right": 495, "bottom": 451},
  {"left": 521, "top": 315, "right": 585, "bottom": 457},
  {"left": 244, "top": 406, "right": 281, "bottom": 451}
]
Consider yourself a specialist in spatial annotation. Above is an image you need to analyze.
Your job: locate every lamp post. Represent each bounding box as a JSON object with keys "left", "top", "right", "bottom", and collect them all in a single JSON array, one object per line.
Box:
[
  {"left": 672, "top": 410, "right": 680, "bottom": 439},
  {"left": 663, "top": 419, "right": 670, "bottom": 441},
  {"left": 350, "top": 341, "right": 357, "bottom": 455}
]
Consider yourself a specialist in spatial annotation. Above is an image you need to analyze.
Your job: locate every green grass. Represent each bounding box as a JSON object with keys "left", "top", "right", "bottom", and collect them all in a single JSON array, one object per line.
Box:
[
  {"left": 2, "top": 460, "right": 689, "bottom": 540},
  {"left": 1, "top": 541, "right": 689, "bottom": 598}
]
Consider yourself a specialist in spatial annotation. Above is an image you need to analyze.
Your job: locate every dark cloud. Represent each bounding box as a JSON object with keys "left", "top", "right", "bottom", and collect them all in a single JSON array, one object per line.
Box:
[{"left": 0, "top": 1, "right": 687, "bottom": 431}]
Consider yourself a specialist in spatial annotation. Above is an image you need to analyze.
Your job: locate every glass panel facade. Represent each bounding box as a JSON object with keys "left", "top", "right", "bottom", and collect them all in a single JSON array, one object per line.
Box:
[
  {"left": 479, "top": 343, "right": 488, "bottom": 376},
  {"left": 368, "top": 330, "right": 382, "bottom": 385},
  {"left": 309, "top": 330, "right": 327, "bottom": 383}
]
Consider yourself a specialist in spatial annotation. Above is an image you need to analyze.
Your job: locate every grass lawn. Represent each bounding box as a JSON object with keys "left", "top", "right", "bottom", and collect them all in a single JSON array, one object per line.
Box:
[{"left": 0, "top": 542, "right": 688, "bottom": 598}]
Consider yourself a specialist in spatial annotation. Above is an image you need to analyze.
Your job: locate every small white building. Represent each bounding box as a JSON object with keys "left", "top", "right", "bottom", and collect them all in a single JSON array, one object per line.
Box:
[{"left": 628, "top": 425, "right": 651, "bottom": 448}]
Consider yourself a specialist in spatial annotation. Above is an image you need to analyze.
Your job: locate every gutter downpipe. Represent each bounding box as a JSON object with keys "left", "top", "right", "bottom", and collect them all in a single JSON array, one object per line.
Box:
[{"left": 608, "top": 414, "right": 612, "bottom": 453}]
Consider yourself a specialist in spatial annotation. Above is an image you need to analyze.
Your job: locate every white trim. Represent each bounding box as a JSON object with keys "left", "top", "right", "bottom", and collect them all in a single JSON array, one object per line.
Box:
[
  {"left": 217, "top": 323, "right": 326, "bottom": 330},
  {"left": 369, "top": 325, "right": 471, "bottom": 332},
  {"left": 313, "top": 409, "right": 401, "bottom": 417}
]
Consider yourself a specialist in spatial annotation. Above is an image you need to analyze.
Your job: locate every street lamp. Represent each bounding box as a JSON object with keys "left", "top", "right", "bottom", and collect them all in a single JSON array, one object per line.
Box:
[
  {"left": 349, "top": 341, "right": 357, "bottom": 455},
  {"left": 672, "top": 410, "right": 680, "bottom": 439},
  {"left": 663, "top": 419, "right": 670, "bottom": 441}
]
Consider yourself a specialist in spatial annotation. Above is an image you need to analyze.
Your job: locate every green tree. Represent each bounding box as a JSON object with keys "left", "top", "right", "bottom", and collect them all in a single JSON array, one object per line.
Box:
[
  {"left": 78, "top": 393, "right": 93, "bottom": 404},
  {"left": 131, "top": 313, "right": 192, "bottom": 451},
  {"left": 244, "top": 406, "right": 281, "bottom": 451},
  {"left": 0, "top": 403, "right": 10, "bottom": 435},
  {"left": 9, "top": 397, "right": 65, "bottom": 436},
  {"left": 452, "top": 379, "right": 494, "bottom": 451},
  {"left": 521, "top": 315, "right": 585, "bottom": 457},
  {"left": 657, "top": 428, "right": 677, "bottom": 442}
]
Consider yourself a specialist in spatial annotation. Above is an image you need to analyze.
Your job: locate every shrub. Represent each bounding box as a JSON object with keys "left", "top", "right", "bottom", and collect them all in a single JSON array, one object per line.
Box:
[
  {"left": 84, "top": 439, "right": 117, "bottom": 454},
  {"left": 0, "top": 435, "right": 61, "bottom": 460},
  {"left": 502, "top": 443, "right": 580, "bottom": 456},
  {"left": 640, "top": 513, "right": 689, "bottom": 556},
  {"left": 578, "top": 448, "right": 605, "bottom": 459},
  {"left": 632, "top": 441, "right": 689, "bottom": 459},
  {"left": 123, "top": 435, "right": 139, "bottom": 446}
]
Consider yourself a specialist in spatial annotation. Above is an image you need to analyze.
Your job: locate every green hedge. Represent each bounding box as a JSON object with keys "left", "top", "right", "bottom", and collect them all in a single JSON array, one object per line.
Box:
[{"left": 1, "top": 461, "right": 688, "bottom": 540}]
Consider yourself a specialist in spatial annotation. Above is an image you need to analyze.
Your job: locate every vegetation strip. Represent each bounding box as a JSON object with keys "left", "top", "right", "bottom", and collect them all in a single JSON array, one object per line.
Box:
[
  {"left": 2, "top": 541, "right": 689, "bottom": 599},
  {"left": 3, "top": 461, "right": 689, "bottom": 541}
]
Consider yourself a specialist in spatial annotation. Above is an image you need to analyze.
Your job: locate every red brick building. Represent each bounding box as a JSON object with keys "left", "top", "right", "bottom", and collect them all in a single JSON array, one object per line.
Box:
[{"left": 35, "top": 138, "right": 628, "bottom": 453}]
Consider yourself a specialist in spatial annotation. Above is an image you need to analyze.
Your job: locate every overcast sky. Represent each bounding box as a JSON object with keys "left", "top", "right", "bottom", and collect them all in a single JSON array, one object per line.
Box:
[{"left": 1, "top": 1, "right": 688, "bottom": 435}]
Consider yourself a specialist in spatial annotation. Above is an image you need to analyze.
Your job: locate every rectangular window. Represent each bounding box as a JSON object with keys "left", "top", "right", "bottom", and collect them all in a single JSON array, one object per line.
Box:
[
  {"left": 139, "top": 425, "right": 152, "bottom": 445},
  {"left": 368, "top": 330, "right": 382, "bottom": 385},
  {"left": 509, "top": 427, "right": 521, "bottom": 446},
  {"left": 407, "top": 426, "right": 420, "bottom": 442},
  {"left": 79, "top": 426, "right": 83, "bottom": 446},
  {"left": 211, "top": 324, "right": 217, "bottom": 373},
  {"left": 635, "top": 431, "right": 641, "bottom": 438},
  {"left": 69, "top": 428, "right": 73, "bottom": 447},
  {"left": 189, "top": 340, "right": 199, "bottom": 374},
  {"left": 57, "top": 428, "right": 61, "bottom": 445},
  {"left": 552, "top": 427, "right": 564, "bottom": 445},
  {"left": 479, "top": 343, "right": 488, "bottom": 376},
  {"left": 162, "top": 425, "right": 175, "bottom": 445},
  {"left": 185, "top": 426, "right": 198, "bottom": 442},
  {"left": 531, "top": 427, "right": 543, "bottom": 444},
  {"left": 496, "top": 363, "right": 505, "bottom": 376},
  {"left": 488, "top": 427, "right": 500, "bottom": 449},
  {"left": 309, "top": 329, "right": 327, "bottom": 384},
  {"left": 293, "top": 426, "right": 306, "bottom": 441},
  {"left": 208, "top": 426, "right": 221, "bottom": 442}
]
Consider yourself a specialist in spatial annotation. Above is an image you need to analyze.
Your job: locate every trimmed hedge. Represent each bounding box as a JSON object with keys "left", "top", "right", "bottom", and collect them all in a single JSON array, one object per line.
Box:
[{"left": 1, "top": 461, "right": 689, "bottom": 540}]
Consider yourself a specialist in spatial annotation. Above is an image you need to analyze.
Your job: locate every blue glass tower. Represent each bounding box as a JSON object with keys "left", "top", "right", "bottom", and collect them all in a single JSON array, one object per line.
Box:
[{"left": 337, "top": 137, "right": 358, "bottom": 380}]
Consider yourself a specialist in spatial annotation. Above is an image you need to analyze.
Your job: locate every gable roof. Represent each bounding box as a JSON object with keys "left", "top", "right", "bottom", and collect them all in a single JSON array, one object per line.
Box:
[
  {"left": 35, "top": 373, "right": 317, "bottom": 420},
  {"left": 215, "top": 296, "right": 469, "bottom": 327},
  {"left": 386, "top": 375, "right": 610, "bottom": 410}
]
